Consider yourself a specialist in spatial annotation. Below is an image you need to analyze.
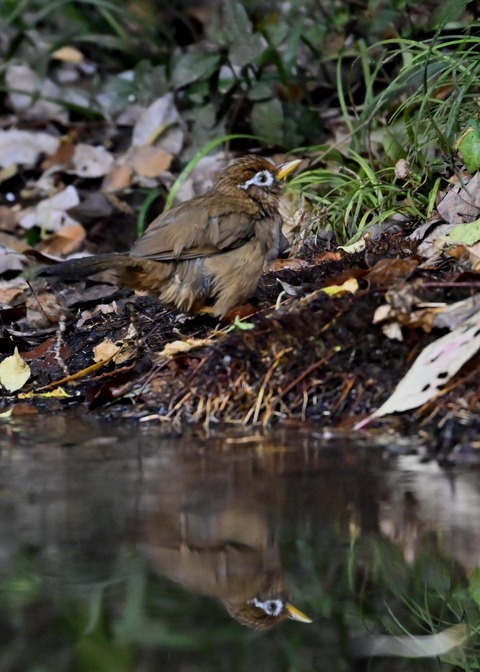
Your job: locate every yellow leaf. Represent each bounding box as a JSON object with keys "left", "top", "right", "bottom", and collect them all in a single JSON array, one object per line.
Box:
[
  {"left": 93, "top": 339, "right": 121, "bottom": 363},
  {"left": 51, "top": 46, "right": 84, "bottom": 63},
  {"left": 18, "top": 387, "right": 72, "bottom": 399},
  {"left": 321, "top": 277, "right": 359, "bottom": 296},
  {"left": 162, "top": 338, "right": 211, "bottom": 358},
  {"left": 0, "top": 348, "right": 30, "bottom": 392}
]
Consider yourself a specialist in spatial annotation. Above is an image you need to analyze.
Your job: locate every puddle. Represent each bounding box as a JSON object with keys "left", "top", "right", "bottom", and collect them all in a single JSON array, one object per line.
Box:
[{"left": 0, "top": 415, "right": 477, "bottom": 671}]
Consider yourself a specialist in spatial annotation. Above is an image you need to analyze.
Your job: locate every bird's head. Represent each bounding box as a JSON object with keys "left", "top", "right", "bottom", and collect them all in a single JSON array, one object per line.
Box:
[
  {"left": 224, "top": 593, "right": 312, "bottom": 630},
  {"left": 216, "top": 155, "right": 302, "bottom": 203}
]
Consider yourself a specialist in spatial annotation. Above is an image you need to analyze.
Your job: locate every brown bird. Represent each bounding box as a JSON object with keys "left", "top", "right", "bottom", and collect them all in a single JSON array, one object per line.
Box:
[
  {"left": 141, "top": 448, "right": 312, "bottom": 630},
  {"left": 39, "top": 155, "right": 301, "bottom": 317}
]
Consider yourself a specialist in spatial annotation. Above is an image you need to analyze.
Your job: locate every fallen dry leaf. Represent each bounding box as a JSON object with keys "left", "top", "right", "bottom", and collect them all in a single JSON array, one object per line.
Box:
[
  {"left": 132, "top": 93, "right": 184, "bottom": 154},
  {"left": 6, "top": 62, "right": 68, "bottom": 123},
  {"left": 321, "top": 277, "right": 359, "bottom": 296},
  {"left": 266, "top": 257, "right": 310, "bottom": 272},
  {"left": 0, "top": 129, "right": 59, "bottom": 169},
  {"left": 373, "top": 312, "right": 480, "bottom": 416},
  {"left": 18, "top": 185, "right": 80, "bottom": 231},
  {"left": 437, "top": 171, "right": 480, "bottom": 225},
  {"left": 467, "top": 241, "right": 480, "bottom": 269},
  {"left": 0, "top": 280, "right": 28, "bottom": 305},
  {"left": 93, "top": 339, "right": 121, "bottom": 363},
  {"left": 0, "top": 348, "right": 31, "bottom": 392},
  {"left": 51, "top": 46, "right": 84, "bottom": 63},
  {"left": 127, "top": 145, "right": 172, "bottom": 177},
  {"left": 66, "top": 143, "right": 114, "bottom": 178},
  {"left": 162, "top": 337, "right": 212, "bottom": 358},
  {"left": 26, "top": 292, "right": 67, "bottom": 329},
  {"left": 102, "top": 164, "right": 133, "bottom": 192},
  {"left": 37, "top": 223, "right": 86, "bottom": 256},
  {"left": 365, "top": 258, "right": 419, "bottom": 288}
]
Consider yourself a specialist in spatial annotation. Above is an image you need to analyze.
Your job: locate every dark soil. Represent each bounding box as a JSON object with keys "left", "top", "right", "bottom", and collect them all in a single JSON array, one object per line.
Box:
[{"left": 3, "top": 231, "right": 479, "bottom": 460}]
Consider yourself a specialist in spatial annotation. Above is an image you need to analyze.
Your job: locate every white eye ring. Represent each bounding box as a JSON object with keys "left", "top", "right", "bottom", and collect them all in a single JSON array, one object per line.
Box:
[
  {"left": 249, "top": 597, "right": 283, "bottom": 617},
  {"left": 239, "top": 170, "right": 275, "bottom": 190}
]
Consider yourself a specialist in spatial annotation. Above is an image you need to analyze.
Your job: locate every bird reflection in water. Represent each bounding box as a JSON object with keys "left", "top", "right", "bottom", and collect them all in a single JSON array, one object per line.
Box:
[{"left": 140, "top": 453, "right": 312, "bottom": 630}]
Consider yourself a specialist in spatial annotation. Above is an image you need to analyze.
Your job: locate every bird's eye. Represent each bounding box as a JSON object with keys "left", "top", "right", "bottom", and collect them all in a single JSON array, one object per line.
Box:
[
  {"left": 249, "top": 597, "right": 283, "bottom": 617},
  {"left": 240, "top": 170, "right": 274, "bottom": 190},
  {"left": 255, "top": 170, "right": 271, "bottom": 184}
]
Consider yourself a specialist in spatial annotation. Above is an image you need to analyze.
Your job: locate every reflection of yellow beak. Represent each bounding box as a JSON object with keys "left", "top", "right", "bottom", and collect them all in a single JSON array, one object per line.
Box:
[
  {"left": 275, "top": 159, "right": 302, "bottom": 181},
  {"left": 285, "top": 602, "right": 313, "bottom": 623}
]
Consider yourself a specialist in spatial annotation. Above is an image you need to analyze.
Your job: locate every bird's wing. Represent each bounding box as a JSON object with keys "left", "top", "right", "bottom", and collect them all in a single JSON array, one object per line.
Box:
[{"left": 129, "top": 192, "right": 259, "bottom": 261}]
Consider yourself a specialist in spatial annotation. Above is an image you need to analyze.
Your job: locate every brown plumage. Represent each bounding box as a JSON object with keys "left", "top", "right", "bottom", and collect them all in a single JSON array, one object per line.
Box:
[{"left": 39, "top": 155, "right": 301, "bottom": 317}]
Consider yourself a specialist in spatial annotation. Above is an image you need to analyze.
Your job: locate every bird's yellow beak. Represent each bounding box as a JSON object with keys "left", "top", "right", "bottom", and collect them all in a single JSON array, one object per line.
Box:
[
  {"left": 285, "top": 602, "right": 313, "bottom": 623},
  {"left": 275, "top": 159, "right": 303, "bottom": 181}
]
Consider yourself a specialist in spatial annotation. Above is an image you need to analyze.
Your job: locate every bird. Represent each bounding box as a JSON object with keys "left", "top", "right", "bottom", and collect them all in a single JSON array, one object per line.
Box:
[
  {"left": 39, "top": 155, "right": 302, "bottom": 317},
  {"left": 140, "top": 447, "right": 312, "bottom": 630}
]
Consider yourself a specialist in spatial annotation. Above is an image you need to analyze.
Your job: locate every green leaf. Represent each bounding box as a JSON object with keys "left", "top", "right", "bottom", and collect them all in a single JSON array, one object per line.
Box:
[
  {"left": 446, "top": 219, "right": 480, "bottom": 246},
  {"left": 172, "top": 52, "right": 220, "bottom": 89},
  {"left": 457, "top": 126, "right": 480, "bottom": 173},
  {"left": 250, "top": 98, "right": 284, "bottom": 146}
]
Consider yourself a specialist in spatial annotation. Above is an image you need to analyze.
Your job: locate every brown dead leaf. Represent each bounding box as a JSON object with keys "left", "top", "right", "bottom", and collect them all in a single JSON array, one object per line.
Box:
[
  {"left": 162, "top": 337, "right": 212, "bottom": 358},
  {"left": 313, "top": 250, "right": 343, "bottom": 264},
  {"left": 93, "top": 339, "right": 121, "bottom": 363},
  {"left": 26, "top": 292, "right": 67, "bottom": 329},
  {"left": 41, "top": 138, "right": 76, "bottom": 170},
  {"left": 467, "top": 241, "right": 480, "bottom": 269},
  {"left": 0, "top": 206, "right": 18, "bottom": 232},
  {"left": 265, "top": 257, "right": 310, "bottom": 272},
  {"left": 0, "top": 280, "right": 27, "bottom": 305},
  {"left": 365, "top": 258, "right": 419, "bottom": 288},
  {"left": 102, "top": 164, "right": 133, "bottom": 192},
  {"left": 37, "top": 223, "right": 86, "bottom": 256},
  {"left": 128, "top": 146, "right": 172, "bottom": 177}
]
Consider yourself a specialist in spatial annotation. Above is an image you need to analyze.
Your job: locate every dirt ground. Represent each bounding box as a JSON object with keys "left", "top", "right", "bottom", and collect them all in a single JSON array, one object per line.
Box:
[{"left": 2, "top": 229, "right": 478, "bottom": 462}]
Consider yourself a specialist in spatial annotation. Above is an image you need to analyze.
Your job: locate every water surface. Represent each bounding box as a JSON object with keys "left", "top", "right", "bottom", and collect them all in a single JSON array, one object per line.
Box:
[{"left": 0, "top": 414, "right": 477, "bottom": 671}]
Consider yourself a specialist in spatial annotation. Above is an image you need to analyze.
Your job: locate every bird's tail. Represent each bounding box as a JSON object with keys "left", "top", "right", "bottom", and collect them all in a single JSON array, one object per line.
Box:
[{"left": 37, "top": 253, "right": 131, "bottom": 281}]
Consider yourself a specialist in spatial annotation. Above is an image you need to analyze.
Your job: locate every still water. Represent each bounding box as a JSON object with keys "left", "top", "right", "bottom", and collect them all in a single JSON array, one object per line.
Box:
[{"left": 0, "top": 414, "right": 477, "bottom": 671}]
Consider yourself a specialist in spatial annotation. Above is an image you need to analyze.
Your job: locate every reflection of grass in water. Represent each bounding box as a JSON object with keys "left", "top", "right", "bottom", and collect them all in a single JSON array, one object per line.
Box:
[
  {"left": 1, "top": 527, "right": 479, "bottom": 671},
  {"left": 292, "top": 530, "right": 477, "bottom": 670}
]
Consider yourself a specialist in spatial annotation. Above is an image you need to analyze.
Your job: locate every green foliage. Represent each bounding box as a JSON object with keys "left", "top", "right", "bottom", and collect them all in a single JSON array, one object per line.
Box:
[
  {"left": 289, "top": 26, "right": 480, "bottom": 242},
  {"left": 1, "top": 0, "right": 479, "bottom": 243}
]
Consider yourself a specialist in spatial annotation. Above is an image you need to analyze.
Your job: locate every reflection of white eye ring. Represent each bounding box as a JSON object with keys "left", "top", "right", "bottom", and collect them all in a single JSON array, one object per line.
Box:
[
  {"left": 249, "top": 597, "right": 283, "bottom": 617},
  {"left": 240, "top": 170, "right": 275, "bottom": 190}
]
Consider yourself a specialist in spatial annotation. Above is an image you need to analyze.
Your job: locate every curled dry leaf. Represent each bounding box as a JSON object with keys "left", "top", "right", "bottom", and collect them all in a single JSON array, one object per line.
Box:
[
  {"left": 162, "top": 337, "right": 212, "bottom": 358},
  {"left": 66, "top": 144, "right": 115, "bottom": 178},
  {"left": 0, "top": 279, "right": 28, "bottom": 305},
  {"left": 93, "top": 339, "right": 121, "bottom": 363},
  {"left": 0, "top": 130, "right": 59, "bottom": 169},
  {"left": 132, "top": 93, "right": 184, "bottom": 155},
  {"left": 18, "top": 185, "right": 80, "bottom": 231},
  {"left": 0, "top": 347, "right": 31, "bottom": 392},
  {"left": 102, "top": 165, "right": 133, "bottom": 192},
  {"left": 37, "top": 223, "right": 86, "bottom": 257},
  {"left": 394, "top": 158, "right": 412, "bottom": 180},
  {"left": 6, "top": 62, "right": 68, "bottom": 123},
  {"left": 373, "top": 312, "right": 480, "bottom": 416},
  {"left": 26, "top": 292, "right": 67, "bottom": 329},
  {"left": 51, "top": 46, "right": 84, "bottom": 63},
  {"left": 437, "top": 172, "right": 480, "bottom": 225},
  {"left": 127, "top": 146, "right": 172, "bottom": 177}
]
